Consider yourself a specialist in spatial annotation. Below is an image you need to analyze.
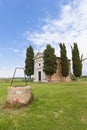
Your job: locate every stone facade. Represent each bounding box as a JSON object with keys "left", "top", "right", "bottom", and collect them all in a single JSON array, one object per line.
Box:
[
  {"left": 34, "top": 52, "right": 71, "bottom": 82},
  {"left": 34, "top": 52, "right": 47, "bottom": 82},
  {"left": 7, "top": 86, "right": 31, "bottom": 104}
]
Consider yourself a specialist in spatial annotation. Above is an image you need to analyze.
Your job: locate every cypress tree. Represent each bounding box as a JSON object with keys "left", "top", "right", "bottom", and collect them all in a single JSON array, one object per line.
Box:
[
  {"left": 71, "top": 43, "right": 82, "bottom": 78},
  {"left": 59, "top": 43, "right": 69, "bottom": 77},
  {"left": 43, "top": 44, "right": 57, "bottom": 81},
  {"left": 25, "top": 45, "right": 34, "bottom": 80}
]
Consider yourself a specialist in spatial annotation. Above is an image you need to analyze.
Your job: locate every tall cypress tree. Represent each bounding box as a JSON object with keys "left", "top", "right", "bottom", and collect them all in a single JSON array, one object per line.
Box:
[
  {"left": 43, "top": 44, "right": 57, "bottom": 81},
  {"left": 25, "top": 45, "right": 34, "bottom": 80},
  {"left": 71, "top": 43, "right": 82, "bottom": 78},
  {"left": 59, "top": 43, "right": 69, "bottom": 77}
]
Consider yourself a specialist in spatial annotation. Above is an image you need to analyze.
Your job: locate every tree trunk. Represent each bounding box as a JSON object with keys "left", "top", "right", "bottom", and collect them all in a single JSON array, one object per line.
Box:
[{"left": 50, "top": 75, "right": 51, "bottom": 82}]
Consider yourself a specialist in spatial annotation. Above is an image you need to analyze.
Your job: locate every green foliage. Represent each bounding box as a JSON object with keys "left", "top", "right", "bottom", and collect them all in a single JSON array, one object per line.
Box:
[
  {"left": 43, "top": 44, "right": 57, "bottom": 81},
  {"left": 71, "top": 43, "right": 82, "bottom": 78},
  {"left": 25, "top": 45, "right": 34, "bottom": 77},
  {"left": 59, "top": 43, "right": 69, "bottom": 77}
]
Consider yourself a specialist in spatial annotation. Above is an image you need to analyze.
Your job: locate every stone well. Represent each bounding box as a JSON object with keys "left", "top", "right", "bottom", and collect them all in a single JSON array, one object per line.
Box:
[{"left": 7, "top": 86, "right": 31, "bottom": 104}]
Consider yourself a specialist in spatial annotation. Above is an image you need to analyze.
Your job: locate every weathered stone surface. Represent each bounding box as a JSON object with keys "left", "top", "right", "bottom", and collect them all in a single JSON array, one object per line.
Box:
[{"left": 7, "top": 86, "right": 31, "bottom": 104}]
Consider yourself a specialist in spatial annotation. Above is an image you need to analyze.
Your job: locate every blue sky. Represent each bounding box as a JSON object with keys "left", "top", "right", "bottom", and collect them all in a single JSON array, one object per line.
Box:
[{"left": 0, "top": 0, "right": 87, "bottom": 77}]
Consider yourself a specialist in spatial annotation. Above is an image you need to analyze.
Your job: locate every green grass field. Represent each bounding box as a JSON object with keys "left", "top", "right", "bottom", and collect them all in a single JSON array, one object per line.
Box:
[{"left": 0, "top": 79, "right": 87, "bottom": 130}]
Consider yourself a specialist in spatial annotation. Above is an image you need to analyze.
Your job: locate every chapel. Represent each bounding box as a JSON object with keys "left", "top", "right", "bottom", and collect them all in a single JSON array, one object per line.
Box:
[{"left": 34, "top": 52, "right": 71, "bottom": 82}]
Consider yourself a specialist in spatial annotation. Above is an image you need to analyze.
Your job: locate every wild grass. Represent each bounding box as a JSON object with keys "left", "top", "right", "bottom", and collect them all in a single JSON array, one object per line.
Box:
[{"left": 0, "top": 79, "right": 87, "bottom": 130}]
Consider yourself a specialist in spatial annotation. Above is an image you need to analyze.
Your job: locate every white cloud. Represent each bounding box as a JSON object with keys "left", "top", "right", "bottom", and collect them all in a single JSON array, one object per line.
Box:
[
  {"left": 13, "top": 49, "right": 20, "bottom": 53},
  {"left": 25, "top": 0, "right": 87, "bottom": 75},
  {"left": 9, "top": 47, "right": 21, "bottom": 53}
]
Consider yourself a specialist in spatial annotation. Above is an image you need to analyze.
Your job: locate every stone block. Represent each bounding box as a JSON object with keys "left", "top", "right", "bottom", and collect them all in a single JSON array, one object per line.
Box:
[{"left": 7, "top": 86, "right": 31, "bottom": 104}]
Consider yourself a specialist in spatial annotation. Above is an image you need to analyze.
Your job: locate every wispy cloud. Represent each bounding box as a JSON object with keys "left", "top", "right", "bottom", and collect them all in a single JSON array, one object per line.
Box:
[
  {"left": 25, "top": 0, "right": 87, "bottom": 58},
  {"left": 13, "top": 49, "right": 20, "bottom": 53}
]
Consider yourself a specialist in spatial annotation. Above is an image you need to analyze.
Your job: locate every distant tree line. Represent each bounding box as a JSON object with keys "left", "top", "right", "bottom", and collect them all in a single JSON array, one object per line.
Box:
[{"left": 25, "top": 43, "right": 83, "bottom": 81}]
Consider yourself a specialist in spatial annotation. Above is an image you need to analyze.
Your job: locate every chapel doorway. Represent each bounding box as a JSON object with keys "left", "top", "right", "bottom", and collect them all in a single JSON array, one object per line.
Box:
[{"left": 38, "top": 71, "right": 41, "bottom": 81}]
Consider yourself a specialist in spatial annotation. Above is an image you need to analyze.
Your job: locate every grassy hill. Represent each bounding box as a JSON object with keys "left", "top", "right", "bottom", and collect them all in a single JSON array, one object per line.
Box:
[{"left": 0, "top": 80, "right": 87, "bottom": 130}]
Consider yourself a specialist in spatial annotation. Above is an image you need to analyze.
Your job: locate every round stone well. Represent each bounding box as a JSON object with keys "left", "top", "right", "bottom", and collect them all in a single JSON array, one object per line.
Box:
[{"left": 7, "top": 86, "right": 31, "bottom": 105}]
